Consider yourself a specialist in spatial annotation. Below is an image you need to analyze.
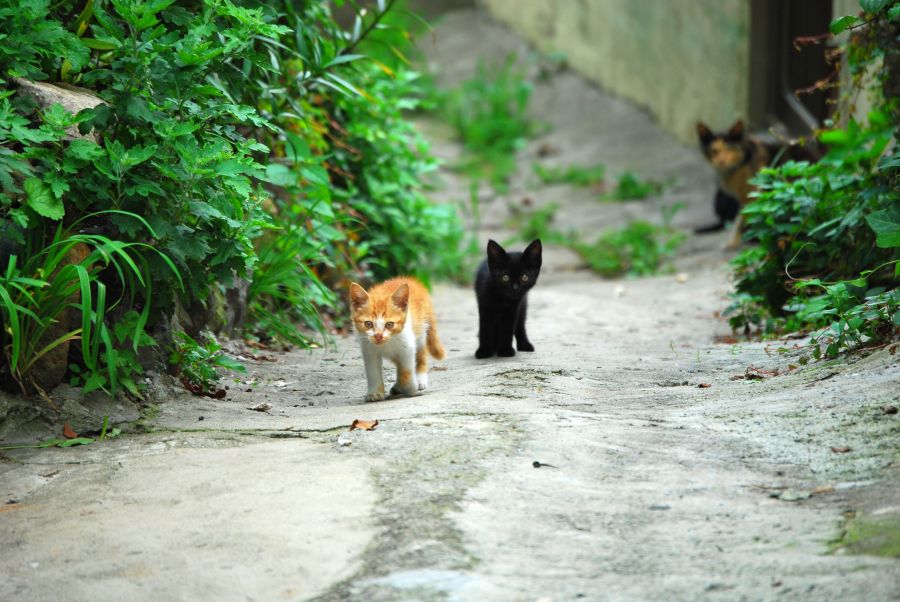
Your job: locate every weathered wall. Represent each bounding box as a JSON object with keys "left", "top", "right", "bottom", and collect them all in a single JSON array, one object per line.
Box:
[{"left": 479, "top": 0, "right": 751, "bottom": 144}]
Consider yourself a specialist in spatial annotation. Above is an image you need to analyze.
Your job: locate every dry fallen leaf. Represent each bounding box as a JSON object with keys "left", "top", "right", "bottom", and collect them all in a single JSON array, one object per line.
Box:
[
  {"left": 350, "top": 419, "right": 378, "bottom": 431},
  {"left": 63, "top": 423, "right": 77, "bottom": 439},
  {"left": 247, "top": 403, "right": 272, "bottom": 412},
  {"left": 697, "top": 383, "right": 712, "bottom": 388},
  {"left": 830, "top": 446, "right": 852, "bottom": 454}
]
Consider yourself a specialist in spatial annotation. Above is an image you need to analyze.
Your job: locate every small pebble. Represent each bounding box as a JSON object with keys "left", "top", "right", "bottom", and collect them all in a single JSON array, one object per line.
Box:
[{"left": 884, "top": 405, "right": 898, "bottom": 415}]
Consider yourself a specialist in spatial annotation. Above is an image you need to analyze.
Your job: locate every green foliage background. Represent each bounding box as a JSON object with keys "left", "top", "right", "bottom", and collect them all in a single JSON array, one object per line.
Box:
[
  {"left": 728, "top": 0, "right": 900, "bottom": 357},
  {"left": 0, "top": 0, "right": 464, "bottom": 394}
]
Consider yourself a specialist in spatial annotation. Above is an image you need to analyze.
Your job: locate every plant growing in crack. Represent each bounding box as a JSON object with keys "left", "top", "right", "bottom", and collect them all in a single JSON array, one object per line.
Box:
[{"left": 169, "top": 332, "right": 245, "bottom": 398}]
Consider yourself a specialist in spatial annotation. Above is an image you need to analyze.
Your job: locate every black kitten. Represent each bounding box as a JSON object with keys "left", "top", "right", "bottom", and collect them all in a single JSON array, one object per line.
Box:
[{"left": 474, "top": 239, "right": 542, "bottom": 359}]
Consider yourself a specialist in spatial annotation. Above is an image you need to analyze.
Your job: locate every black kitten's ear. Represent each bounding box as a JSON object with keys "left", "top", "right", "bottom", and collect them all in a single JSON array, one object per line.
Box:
[
  {"left": 523, "top": 239, "right": 542, "bottom": 267},
  {"left": 486, "top": 239, "right": 507, "bottom": 270},
  {"left": 726, "top": 119, "right": 745, "bottom": 141},
  {"left": 696, "top": 122, "right": 714, "bottom": 146}
]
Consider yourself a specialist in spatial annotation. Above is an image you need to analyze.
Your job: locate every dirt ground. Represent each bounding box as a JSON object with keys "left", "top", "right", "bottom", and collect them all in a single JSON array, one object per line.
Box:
[{"left": 2, "top": 7, "right": 899, "bottom": 602}]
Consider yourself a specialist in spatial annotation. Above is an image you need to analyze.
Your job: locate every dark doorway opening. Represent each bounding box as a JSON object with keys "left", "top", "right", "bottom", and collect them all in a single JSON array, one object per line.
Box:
[{"left": 749, "top": 0, "right": 835, "bottom": 135}]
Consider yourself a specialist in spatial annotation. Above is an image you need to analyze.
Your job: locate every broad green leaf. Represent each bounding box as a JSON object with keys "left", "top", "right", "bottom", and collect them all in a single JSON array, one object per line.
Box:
[
  {"left": 81, "top": 37, "right": 119, "bottom": 50},
  {"left": 865, "top": 209, "right": 900, "bottom": 248},
  {"left": 860, "top": 0, "right": 892, "bottom": 13},
  {"left": 67, "top": 139, "right": 105, "bottom": 162},
  {"left": 829, "top": 15, "right": 859, "bottom": 34},
  {"left": 264, "top": 163, "right": 296, "bottom": 187},
  {"left": 24, "top": 178, "right": 64, "bottom": 220},
  {"left": 214, "top": 355, "right": 246, "bottom": 372}
]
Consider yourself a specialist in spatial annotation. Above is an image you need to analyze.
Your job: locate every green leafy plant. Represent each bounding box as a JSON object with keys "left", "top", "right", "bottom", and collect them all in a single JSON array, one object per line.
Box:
[
  {"left": 572, "top": 220, "right": 685, "bottom": 277},
  {"left": 793, "top": 276, "right": 899, "bottom": 358},
  {"left": 601, "top": 171, "right": 668, "bottom": 200},
  {"left": 69, "top": 310, "right": 157, "bottom": 398},
  {"left": 169, "top": 332, "right": 244, "bottom": 396},
  {"left": 533, "top": 163, "right": 606, "bottom": 187},
  {"left": 507, "top": 203, "right": 685, "bottom": 277},
  {"left": 330, "top": 67, "right": 466, "bottom": 284},
  {"left": 725, "top": 1, "right": 899, "bottom": 356},
  {"left": 437, "top": 55, "right": 536, "bottom": 190},
  {"left": 248, "top": 224, "right": 337, "bottom": 348},
  {"left": 727, "top": 116, "right": 898, "bottom": 340},
  {"left": 0, "top": 0, "right": 465, "bottom": 391},
  {"left": 0, "top": 211, "right": 178, "bottom": 395},
  {"left": 508, "top": 203, "right": 565, "bottom": 245}
]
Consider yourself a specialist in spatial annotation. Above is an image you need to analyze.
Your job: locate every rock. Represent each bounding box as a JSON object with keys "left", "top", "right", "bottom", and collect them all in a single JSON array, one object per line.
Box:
[{"left": 14, "top": 78, "right": 104, "bottom": 140}]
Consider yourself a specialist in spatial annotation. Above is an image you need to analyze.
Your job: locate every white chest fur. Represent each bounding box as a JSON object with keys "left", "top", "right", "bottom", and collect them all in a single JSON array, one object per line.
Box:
[{"left": 357, "top": 316, "right": 425, "bottom": 401}]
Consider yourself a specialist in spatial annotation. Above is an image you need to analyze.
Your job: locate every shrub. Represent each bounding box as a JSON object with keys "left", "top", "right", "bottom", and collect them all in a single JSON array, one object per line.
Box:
[
  {"left": 726, "top": 0, "right": 900, "bottom": 357},
  {"left": 436, "top": 56, "right": 536, "bottom": 190},
  {"left": 0, "top": 0, "right": 465, "bottom": 391},
  {"left": 0, "top": 212, "right": 177, "bottom": 395}
]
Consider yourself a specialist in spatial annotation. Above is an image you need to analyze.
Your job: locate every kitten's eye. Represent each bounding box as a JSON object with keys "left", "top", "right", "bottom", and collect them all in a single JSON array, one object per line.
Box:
[
  {"left": 501, "top": 275, "right": 510, "bottom": 282},
  {"left": 521, "top": 275, "right": 529, "bottom": 282},
  {"left": 364, "top": 321, "right": 373, "bottom": 329},
  {"left": 385, "top": 322, "right": 394, "bottom": 329}
]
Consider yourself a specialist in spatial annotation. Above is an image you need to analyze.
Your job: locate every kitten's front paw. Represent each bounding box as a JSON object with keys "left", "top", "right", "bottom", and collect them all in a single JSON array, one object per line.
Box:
[
  {"left": 390, "top": 383, "right": 418, "bottom": 396},
  {"left": 365, "top": 390, "right": 385, "bottom": 402},
  {"left": 516, "top": 341, "right": 535, "bottom": 352},
  {"left": 497, "top": 347, "right": 516, "bottom": 357},
  {"left": 416, "top": 373, "right": 428, "bottom": 391},
  {"left": 475, "top": 347, "right": 494, "bottom": 359}
]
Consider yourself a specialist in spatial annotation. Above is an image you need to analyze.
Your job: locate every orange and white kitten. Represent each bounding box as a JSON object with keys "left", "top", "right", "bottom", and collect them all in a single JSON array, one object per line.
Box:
[{"left": 349, "top": 277, "right": 445, "bottom": 402}]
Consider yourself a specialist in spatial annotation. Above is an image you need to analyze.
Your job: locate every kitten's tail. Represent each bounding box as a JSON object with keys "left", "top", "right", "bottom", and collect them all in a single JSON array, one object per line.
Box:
[{"left": 426, "top": 319, "right": 446, "bottom": 360}]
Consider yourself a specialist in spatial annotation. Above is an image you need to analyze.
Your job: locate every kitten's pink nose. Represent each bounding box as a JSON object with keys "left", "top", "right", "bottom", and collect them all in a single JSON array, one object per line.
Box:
[{"left": 373, "top": 333, "right": 383, "bottom": 342}]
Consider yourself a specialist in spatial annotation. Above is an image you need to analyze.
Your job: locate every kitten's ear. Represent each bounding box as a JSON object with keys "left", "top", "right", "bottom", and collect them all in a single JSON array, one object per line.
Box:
[
  {"left": 523, "top": 238, "right": 543, "bottom": 267},
  {"left": 486, "top": 239, "right": 507, "bottom": 270},
  {"left": 349, "top": 282, "right": 369, "bottom": 311},
  {"left": 727, "top": 119, "right": 745, "bottom": 141},
  {"left": 391, "top": 283, "right": 410, "bottom": 311},
  {"left": 696, "top": 122, "right": 714, "bottom": 145}
]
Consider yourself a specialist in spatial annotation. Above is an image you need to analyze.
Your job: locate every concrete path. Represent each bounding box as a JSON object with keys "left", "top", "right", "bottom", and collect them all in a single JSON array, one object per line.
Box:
[{"left": 2, "top": 7, "right": 898, "bottom": 602}]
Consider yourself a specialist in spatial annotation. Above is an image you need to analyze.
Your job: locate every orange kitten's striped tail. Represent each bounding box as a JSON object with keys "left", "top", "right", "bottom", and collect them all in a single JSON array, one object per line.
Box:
[{"left": 426, "top": 319, "right": 445, "bottom": 360}]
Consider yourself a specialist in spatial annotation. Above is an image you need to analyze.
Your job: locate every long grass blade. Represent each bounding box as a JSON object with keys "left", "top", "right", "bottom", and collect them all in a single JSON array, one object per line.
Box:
[
  {"left": 21, "top": 329, "right": 82, "bottom": 373},
  {"left": 99, "top": 322, "right": 116, "bottom": 394},
  {"left": 0, "top": 284, "right": 22, "bottom": 370},
  {"left": 91, "top": 280, "right": 107, "bottom": 369},
  {"left": 74, "top": 264, "right": 93, "bottom": 368}
]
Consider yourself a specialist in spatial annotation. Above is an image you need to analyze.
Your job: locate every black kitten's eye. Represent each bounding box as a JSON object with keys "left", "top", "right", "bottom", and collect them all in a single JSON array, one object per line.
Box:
[
  {"left": 521, "top": 275, "right": 529, "bottom": 282},
  {"left": 364, "top": 321, "right": 373, "bottom": 329},
  {"left": 385, "top": 322, "right": 394, "bottom": 329},
  {"left": 501, "top": 274, "right": 510, "bottom": 282}
]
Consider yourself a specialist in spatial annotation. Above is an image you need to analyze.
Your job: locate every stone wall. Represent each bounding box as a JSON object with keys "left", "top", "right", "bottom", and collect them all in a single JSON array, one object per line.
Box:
[{"left": 479, "top": 0, "right": 751, "bottom": 144}]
